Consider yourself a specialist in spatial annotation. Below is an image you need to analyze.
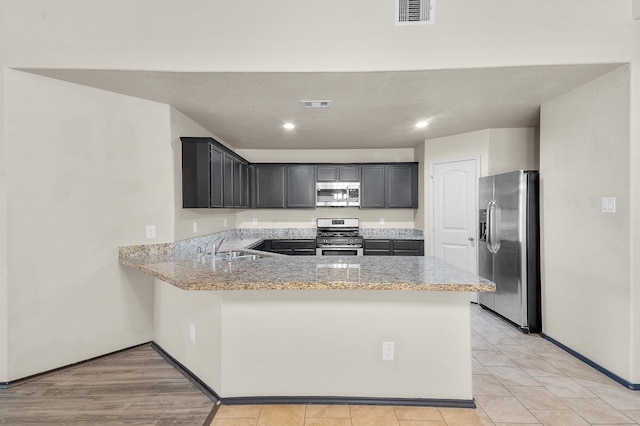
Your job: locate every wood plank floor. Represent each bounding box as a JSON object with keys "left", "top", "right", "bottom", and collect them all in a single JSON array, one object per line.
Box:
[{"left": 0, "top": 344, "right": 215, "bottom": 425}]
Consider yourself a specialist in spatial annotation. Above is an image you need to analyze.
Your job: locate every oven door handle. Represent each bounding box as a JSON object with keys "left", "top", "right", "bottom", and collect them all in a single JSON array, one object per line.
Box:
[{"left": 316, "top": 245, "right": 363, "bottom": 249}]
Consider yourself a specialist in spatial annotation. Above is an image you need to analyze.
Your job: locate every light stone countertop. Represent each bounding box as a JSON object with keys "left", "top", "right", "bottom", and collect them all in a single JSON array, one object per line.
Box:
[{"left": 119, "top": 236, "right": 495, "bottom": 292}]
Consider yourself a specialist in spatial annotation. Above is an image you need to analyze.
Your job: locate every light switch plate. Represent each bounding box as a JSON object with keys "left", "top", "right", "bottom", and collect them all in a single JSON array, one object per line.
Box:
[{"left": 602, "top": 197, "right": 616, "bottom": 214}]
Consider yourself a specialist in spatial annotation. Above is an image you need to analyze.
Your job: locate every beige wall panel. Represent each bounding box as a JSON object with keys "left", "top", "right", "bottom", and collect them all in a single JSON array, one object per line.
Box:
[
  {"left": 488, "top": 128, "right": 539, "bottom": 175},
  {"left": 5, "top": 71, "right": 168, "bottom": 380},
  {"left": 0, "top": 1, "right": 632, "bottom": 71},
  {"left": 540, "top": 66, "right": 631, "bottom": 380}
]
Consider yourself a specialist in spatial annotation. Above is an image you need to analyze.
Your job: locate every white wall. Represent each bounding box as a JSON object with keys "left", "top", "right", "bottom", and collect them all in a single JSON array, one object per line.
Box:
[
  {"left": 0, "top": 1, "right": 632, "bottom": 71},
  {"left": 487, "top": 128, "right": 539, "bottom": 175},
  {"left": 0, "top": 70, "right": 8, "bottom": 381},
  {"left": 153, "top": 282, "right": 473, "bottom": 400},
  {"left": 237, "top": 149, "right": 415, "bottom": 164},
  {"left": 540, "top": 66, "right": 631, "bottom": 380},
  {"left": 631, "top": 19, "right": 640, "bottom": 384},
  {"left": 4, "top": 70, "right": 171, "bottom": 380},
  {"left": 171, "top": 108, "right": 238, "bottom": 241},
  {"left": 154, "top": 280, "right": 223, "bottom": 391}
]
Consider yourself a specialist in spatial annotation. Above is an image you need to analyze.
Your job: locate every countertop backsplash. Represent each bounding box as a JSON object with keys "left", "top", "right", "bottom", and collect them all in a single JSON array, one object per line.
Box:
[{"left": 126, "top": 227, "right": 425, "bottom": 259}]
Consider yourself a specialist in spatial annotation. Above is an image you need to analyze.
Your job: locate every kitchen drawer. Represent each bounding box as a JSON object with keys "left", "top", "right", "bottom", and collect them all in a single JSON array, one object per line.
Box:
[
  {"left": 270, "top": 239, "right": 316, "bottom": 249},
  {"left": 392, "top": 239, "right": 424, "bottom": 256},
  {"left": 363, "top": 239, "right": 391, "bottom": 250},
  {"left": 392, "top": 240, "right": 422, "bottom": 250},
  {"left": 364, "top": 249, "right": 392, "bottom": 256}
]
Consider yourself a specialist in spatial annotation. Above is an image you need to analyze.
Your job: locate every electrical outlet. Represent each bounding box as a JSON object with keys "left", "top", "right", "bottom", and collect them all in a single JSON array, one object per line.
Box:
[
  {"left": 382, "top": 341, "right": 395, "bottom": 361},
  {"left": 252, "top": 218, "right": 258, "bottom": 225},
  {"left": 602, "top": 197, "right": 616, "bottom": 214},
  {"left": 192, "top": 222, "right": 198, "bottom": 233},
  {"left": 380, "top": 218, "right": 385, "bottom": 225},
  {"left": 145, "top": 225, "right": 156, "bottom": 239}
]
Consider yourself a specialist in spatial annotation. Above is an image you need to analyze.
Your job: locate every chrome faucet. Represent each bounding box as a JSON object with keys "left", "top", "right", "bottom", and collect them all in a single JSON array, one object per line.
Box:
[{"left": 212, "top": 236, "right": 228, "bottom": 255}]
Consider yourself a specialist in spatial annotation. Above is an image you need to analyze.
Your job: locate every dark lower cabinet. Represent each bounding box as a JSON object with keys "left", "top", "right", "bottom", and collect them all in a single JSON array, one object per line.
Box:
[
  {"left": 363, "top": 239, "right": 392, "bottom": 256},
  {"left": 364, "top": 239, "right": 424, "bottom": 256},
  {"left": 254, "top": 239, "right": 316, "bottom": 255}
]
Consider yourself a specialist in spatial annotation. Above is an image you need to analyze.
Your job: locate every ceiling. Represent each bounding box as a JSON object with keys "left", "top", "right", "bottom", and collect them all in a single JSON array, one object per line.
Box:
[{"left": 24, "top": 64, "right": 623, "bottom": 150}]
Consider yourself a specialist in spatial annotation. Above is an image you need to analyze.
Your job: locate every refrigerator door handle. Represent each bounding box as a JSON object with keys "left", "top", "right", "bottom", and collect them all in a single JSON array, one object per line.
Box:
[
  {"left": 490, "top": 201, "right": 501, "bottom": 254},
  {"left": 486, "top": 201, "right": 494, "bottom": 254}
]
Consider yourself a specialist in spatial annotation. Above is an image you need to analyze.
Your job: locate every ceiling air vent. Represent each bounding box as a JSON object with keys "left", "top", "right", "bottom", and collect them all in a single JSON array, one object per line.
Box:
[
  {"left": 300, "top": 100, "right": 332, "bottom": 109},
  {"left": 396, "top": 0, "right": 433, "bottom": 24}
]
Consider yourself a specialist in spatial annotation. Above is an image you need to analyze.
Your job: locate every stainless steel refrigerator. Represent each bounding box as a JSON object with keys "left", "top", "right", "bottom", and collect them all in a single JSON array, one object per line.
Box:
[{"left": 478, "top": 170, "right": 541, "bottom": 332}]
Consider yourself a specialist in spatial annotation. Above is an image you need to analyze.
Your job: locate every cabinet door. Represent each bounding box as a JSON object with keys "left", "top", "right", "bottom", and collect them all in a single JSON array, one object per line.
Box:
[
  {"left": 387, "top": 164, "right": 418, "bottom": 208},
  {"left": 255, "top": 165, "right": 286, "bottom": 208},
  {"left": 317, "top": 166, "right": 337, "bottom": 182},
  {"left": 222, "top": 153, "right": 234, "bottom": 208},
  {"left": 241, "top": 163, "right": 250, "bottom": 208},
  {"left": 233, "top": 159, "right": 243, "bottom": 208},
  {"left": 360, "top": 165, "right": 386, "bottom": 208},
  {"left": 209, "top": 145, "right": 224, "bottom": 208},
  {"left": 338, "top": 166, "right": 360, "bottom": 181},
  {"left": 181, "top": 140, "right": 212, "bottom": 208},
  {"left": 286, "top": 165, "right": 316, "bottom": 208},
  {"left": 392, "top": 240, "right": 424, "bottom": 256},
  {"left": 363, "top": 239, "right": 392, "bottom": 256}
]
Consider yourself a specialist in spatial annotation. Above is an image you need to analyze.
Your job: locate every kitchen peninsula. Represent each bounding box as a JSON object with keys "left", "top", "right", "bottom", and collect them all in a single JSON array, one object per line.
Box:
[{"left": 119, "top": 231, "right": 494, "bottom": 407}]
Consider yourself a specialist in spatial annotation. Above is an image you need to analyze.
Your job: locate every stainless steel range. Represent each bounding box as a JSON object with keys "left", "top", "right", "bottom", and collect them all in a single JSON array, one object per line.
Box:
[{"left": 316, "top": 218, "right": 363, "bottom": 256}]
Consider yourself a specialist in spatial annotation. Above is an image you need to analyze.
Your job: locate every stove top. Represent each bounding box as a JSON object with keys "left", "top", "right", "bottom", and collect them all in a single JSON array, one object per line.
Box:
[{"left": 316, "top": 218, "right": 363, "bottom": 247}]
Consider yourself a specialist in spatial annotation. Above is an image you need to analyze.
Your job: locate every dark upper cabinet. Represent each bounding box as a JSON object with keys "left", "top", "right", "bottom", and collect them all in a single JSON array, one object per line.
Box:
[
  {"left": 242, "top": 164, "right": 250, "bottom": 208},
  {"left": 361, "top": 163, "right": 418, "bottom": 209},
  {"left": 182, "top": 138, "right": 418, "bottom": 210},
  {"left": 316, "top": 165, "right": 360, "bottom": 182},
  {"left": 182, "top": 140, "right": 212, "bottom": 208},
  {"left": 181, "top": 137, "right": 249, "bottom": 209},
  {"left": 253, "top": 164, "right": 315, "bottom": 209},
  {"left": 254, "top": 165, "right": 286, "bottom": 208},
  {"left": 361, "top": 165, "right": 386, "bottom": 208},
  {"left": 286, "top": 165, "right": 316, "bottom": 208},
  {"left": 222, "top": 153, "right": 234, "bottom": 208},
  {"left": 209, "top": 143, "right": 224, "bottom": 208},
  {"left": 387, "top": 164, "right": 418, "bottom": 208},
  {"left": 232, "top": 158, "right": 248, "bottom": 208},
  {"left": 339, "top": 166, "right": 360, "bottom": 181}
]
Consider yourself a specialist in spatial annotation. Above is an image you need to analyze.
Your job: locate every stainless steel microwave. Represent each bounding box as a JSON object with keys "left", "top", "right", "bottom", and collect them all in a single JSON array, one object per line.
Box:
[{"left": 316, "top": 182, "right": 360, "bottom": 207}]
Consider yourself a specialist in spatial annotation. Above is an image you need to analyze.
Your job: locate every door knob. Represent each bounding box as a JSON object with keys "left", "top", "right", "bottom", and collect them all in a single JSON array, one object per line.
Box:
[{"left": 468, "top": 237, "right": 475, "bottom": 241}]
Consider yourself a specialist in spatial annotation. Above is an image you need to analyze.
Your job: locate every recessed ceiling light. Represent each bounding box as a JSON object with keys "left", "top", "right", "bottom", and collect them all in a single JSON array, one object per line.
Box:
[
  {"left": 283, "top": 123, "right": 296, "bottom": 130},
  {"left": 415, "top": 121, "right": 429, "bottom": 128}
]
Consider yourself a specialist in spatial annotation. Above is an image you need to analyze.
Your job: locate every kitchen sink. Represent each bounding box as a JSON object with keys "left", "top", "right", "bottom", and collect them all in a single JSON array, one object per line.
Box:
[{"left": 215, "top": 251, "right": 263, "bottom": 261}]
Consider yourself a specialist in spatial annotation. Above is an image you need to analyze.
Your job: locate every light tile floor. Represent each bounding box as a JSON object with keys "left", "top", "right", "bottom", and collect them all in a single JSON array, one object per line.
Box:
[{"left": 210, "top": 303, "right": 640, "bottom": 426}]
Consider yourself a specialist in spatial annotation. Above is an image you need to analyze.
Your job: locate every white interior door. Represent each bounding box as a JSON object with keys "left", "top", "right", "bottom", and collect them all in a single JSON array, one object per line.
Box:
[{"left": 432, "top": 159, "right": 478, "bottom": 302}]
